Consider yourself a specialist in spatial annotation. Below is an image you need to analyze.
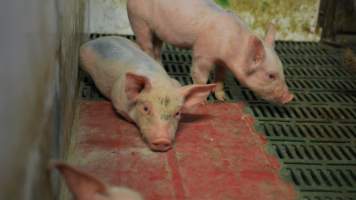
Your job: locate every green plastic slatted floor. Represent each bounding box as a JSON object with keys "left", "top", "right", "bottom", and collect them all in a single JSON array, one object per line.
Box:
[{"left": 80, "top": 34, "right": 356, "bottom": 200}]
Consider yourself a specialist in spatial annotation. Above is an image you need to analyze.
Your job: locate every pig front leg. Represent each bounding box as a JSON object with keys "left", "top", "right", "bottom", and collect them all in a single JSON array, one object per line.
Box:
[
  {"left": 191, "top": 57, "right": 213, "bottom": 85},
  {"left": 136, "top": 29, "right": 162, "bottom": 63},
  {"left": 131, "top": 18, "right": 162, "bottom": 62},
  {"left": 214, "top": 66, "right": 226, "bottom": 101},
  {"left": 153, "top": 35, "right": 163, "bottom": 63},
  {"left": 191, "top": 57, "right": 214, "bottom": 103}
]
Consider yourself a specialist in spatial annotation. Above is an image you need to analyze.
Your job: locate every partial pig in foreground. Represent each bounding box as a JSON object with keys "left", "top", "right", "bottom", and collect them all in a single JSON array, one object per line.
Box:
[
  {"left": 80, "top": 36, "right": 215, "bottom": 152},
  {"left": 127, "top": 0, "right": 294, "bottom": 104},
  {"left": 51, "top": 161, "right": 143, "bottom": 200}
]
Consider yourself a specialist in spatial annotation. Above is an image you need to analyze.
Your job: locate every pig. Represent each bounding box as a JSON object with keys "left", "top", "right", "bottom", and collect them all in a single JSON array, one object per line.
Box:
[
  {"left": 80, "top": 36, "right": 216, "bottom": 152},
  {"left": 127, "top": 0, "right": 294, "bottom": 104},
  {"left": 50, "top": 161, "right": 143, "bottom": 200}
]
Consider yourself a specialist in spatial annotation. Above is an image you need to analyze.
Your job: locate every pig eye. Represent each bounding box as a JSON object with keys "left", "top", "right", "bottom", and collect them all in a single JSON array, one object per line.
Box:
[
  {"left": 143, "top": 106, "right": 149, "bottom": 113},
  {"left": 268, "top": 73, "right": 276, "bottom": 80},
  {"left": 174, "top": 111, "right": 181, "bottom": 117}
]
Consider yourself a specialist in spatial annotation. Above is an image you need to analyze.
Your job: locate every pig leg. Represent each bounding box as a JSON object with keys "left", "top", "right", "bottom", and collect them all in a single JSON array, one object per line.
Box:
[
  {"left": 191, "top": 57, "right": 226, "bottom": 101},
  {"left": 214, "top": 66, "right": 226, "bottom": 101},
  {"left": 191, "top": 57, "right": 213, "bottom": 85},
  {"left": 131, "top": 19, "right": 157, "bottom": 60},
  {"left": 153, "top": 35, "right": 163, "bottom": 63},
  {"left": 191, "top": 57, "right": 214, "bottom": 103}
]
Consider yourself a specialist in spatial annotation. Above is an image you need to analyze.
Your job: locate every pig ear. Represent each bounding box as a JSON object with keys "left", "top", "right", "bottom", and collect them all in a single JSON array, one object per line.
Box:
[
  {"left": 180, "top": 84, "right": 216, "bottom": 108},
  {"left": 250, "top": 36, "right": 265, "bottom": 64},
  {"left": 50, "top": 161, "right": 109, "bottom": 199},
  {"left": 125, "top": 72, "right": 151, "bottom": 102},
  {"left": 265, "top": 23, "right": 276, "bottom": 47},
  {"left": 246, "top": 36, "right": 265, "bottom": 75}
]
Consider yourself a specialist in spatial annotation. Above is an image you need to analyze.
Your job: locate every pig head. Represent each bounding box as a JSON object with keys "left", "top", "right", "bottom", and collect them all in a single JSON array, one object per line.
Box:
[
  {"left": 80, "top": 36, "right": 216, "bottom": 152},
  {"left": 50, "top": 161, "right": 143, "bottom": 200},
  {"left": 231, "top": 25, "right": 294, "bottom": 104},
  {"left": 112, "top": 73, "right": 215, "bottom": 152}
]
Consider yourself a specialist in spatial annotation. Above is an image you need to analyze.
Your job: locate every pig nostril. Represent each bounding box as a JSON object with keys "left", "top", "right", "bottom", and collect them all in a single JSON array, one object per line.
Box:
[
  {"left": 151, "top": 140, "right": 172, "bottom": 151},
  {"left": 159, "top": 143, "right": 170, "bottom": 148}
]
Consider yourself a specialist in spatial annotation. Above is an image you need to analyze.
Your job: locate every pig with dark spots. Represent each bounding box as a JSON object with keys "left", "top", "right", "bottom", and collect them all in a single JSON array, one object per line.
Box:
[
  {"left": 127, "top": 0, "right": 294, "bottom": 104},
  {"left": 50, "top": 161, "right": 143, "bottom": 200},
  {"left": 80, "top": 36, "right": 216, "bottom": 152}
]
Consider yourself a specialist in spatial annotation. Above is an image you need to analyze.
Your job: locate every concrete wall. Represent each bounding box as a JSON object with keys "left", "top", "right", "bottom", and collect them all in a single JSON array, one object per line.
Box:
[
  {"left": 86, "top": 0, "right": 132, "bottom": 34},
  {"left": 0, "top": 0, "right": 84, "bottom": 199}
]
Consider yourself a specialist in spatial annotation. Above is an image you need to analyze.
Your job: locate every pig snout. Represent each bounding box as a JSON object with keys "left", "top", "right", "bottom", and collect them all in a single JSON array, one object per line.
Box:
[
  {"left": 263, "top": 85, "right": 294, "bottom": 104},
  {"left": 274, "top": 88, "right": 294, "bottom": 104},
  {"left": 149, "top": 138, "right": 172, "bottom": 152},
  {"left": 145, "top": 122, "right": 176, "bottom": 152},
  {"left": 280, "top": 91, "right": 294, "bottom": 104},
  {"left": 141, "top": 121, "right": 176, "bottom": 152}
]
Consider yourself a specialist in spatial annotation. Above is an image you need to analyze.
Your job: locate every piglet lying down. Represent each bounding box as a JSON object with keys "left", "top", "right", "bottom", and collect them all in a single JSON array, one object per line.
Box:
[
  {"left": 127, "top": 0, "right": 294, "bottom": 104},
  {"left": 80, "top": 36, "right": 215, "bottom": 152}
]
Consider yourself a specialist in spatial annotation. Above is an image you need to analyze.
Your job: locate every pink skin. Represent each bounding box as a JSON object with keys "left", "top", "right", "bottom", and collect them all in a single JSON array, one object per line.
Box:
[
  {"left": 127, "top": 0, "right": 294, "bottom": 104},
  {"left": 80, "top": 37, "right": 216, "bottom": 152},
  {"left": 50, "top": 161, "right": 143, "bottom": 200}
]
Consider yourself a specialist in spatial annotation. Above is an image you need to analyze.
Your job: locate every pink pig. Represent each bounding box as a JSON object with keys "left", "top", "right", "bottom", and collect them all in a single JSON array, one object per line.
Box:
[
  {"left": 127, "top": 0, "right": 294, "bottom": 104},
  {"left": 80, "top": 36, "right": 215, "bottom": 152},
  {"left": 51, "top": 161, "right": 143, "bottom": 200}
]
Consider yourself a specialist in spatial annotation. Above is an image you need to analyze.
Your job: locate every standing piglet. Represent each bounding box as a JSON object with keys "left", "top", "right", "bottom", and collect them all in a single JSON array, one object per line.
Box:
[
  {"left": 80, "top": 36, "right": 215, "bottom": 152},
  {"left": 127, "top": 0, "right": 294, "bottom": 104},
  {"left": 51, "top": 161, "right": 143, "bottom": 200}
]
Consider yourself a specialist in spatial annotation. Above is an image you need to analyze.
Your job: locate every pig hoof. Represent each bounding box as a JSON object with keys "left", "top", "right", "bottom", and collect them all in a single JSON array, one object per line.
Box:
[{"left": 214, "top": 91, "right": 226, "bottom": 101}]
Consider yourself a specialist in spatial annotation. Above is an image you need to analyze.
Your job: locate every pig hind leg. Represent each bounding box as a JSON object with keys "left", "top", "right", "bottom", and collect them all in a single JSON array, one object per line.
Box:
[{"left": 214, "top": 66, "right": 226, "bottom": 101}]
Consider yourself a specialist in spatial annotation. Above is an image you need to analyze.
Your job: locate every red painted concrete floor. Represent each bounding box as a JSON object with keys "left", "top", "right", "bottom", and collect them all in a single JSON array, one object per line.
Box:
[{"left": 69, "top": 100, "right": 297, "bottom": 200}]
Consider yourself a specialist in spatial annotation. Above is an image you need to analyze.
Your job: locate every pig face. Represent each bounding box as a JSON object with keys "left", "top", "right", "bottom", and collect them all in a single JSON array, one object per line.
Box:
[
  {"left": 51, "top": 161, "right": 143, "bottom": 200},
  {"left": 236, "top": 25, "right": 293, "bottom": 104},
  {"left": 125, "top": 73, "right": 216, "bottom": 152}
]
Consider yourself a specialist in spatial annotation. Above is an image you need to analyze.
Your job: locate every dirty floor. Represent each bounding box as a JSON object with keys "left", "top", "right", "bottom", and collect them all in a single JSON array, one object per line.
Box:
[{"left": 68, "top": 100, "right": 296, "bottom": 200}]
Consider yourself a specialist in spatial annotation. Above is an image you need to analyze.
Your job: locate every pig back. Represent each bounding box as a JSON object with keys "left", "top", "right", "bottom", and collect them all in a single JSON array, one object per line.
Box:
[
  {"left": 80, "top": 36, "right": 167, "bottom": 98},
  {"left": 128, "top": 0, "right": 224, "bottom": 47}
]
